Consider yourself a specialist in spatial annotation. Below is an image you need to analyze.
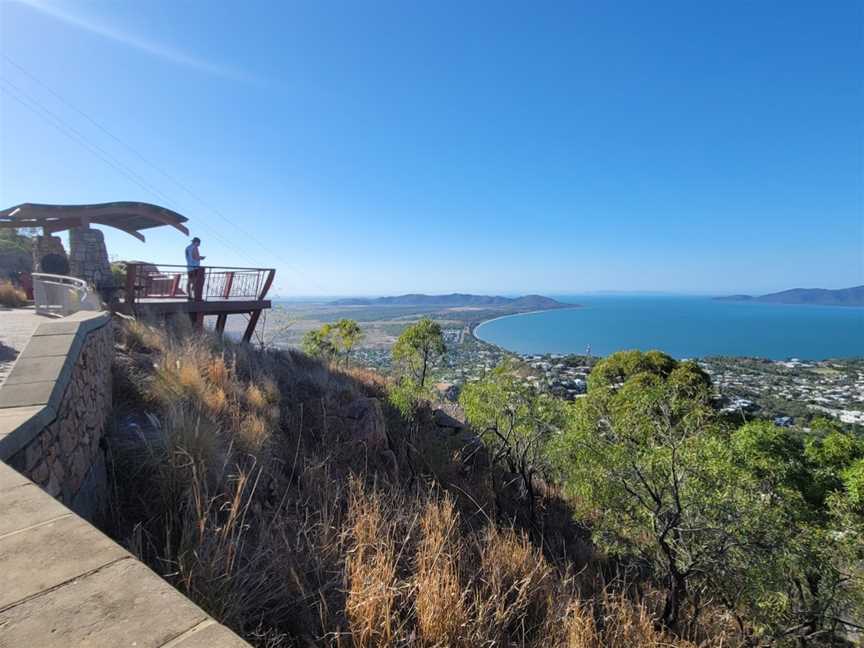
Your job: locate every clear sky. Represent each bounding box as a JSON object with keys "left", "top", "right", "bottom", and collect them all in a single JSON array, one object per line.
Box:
[{"left": 1, "top": 1, "right": 861, "bottom": 297}]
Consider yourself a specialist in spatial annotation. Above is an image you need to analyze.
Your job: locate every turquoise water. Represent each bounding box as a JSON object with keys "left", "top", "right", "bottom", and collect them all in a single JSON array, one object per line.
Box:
[{"left": 474, "top": 296, "right": 864, "bottom": 360}]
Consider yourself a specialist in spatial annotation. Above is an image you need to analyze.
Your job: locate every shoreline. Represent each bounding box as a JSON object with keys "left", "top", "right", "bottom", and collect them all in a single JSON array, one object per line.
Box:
[{"left": 469, "top": 305, "right": 583, "bottom": 348}]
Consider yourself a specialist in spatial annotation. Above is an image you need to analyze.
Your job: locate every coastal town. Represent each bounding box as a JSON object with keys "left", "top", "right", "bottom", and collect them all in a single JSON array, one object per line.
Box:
[
  {"left": 699, "top": 356, "right": 864, "bottom": 426},
  {"left": 356, "top": 331, "right": 864, "bottom": 430},
  {"left": 247, "top": 299, "right": 863, "bottom": 430}
]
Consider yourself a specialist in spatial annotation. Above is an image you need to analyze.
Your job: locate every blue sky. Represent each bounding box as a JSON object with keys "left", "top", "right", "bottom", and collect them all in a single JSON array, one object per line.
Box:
[{"left": 0, "top": 1, "right": 861, "bottom": 297}]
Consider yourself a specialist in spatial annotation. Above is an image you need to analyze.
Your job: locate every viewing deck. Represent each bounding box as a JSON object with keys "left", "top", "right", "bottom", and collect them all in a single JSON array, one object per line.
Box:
[{"left": 112, "top": 263, "right": 275, "bottom": 341}]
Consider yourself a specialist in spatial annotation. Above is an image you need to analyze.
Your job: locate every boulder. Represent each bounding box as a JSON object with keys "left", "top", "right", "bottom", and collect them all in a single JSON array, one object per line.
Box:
[{"left": 340, "top": 397, "right": 388, "bottom": 451}]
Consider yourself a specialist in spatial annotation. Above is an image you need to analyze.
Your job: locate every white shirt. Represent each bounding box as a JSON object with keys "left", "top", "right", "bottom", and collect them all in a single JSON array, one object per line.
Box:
[{"left": 185, "top": 244, "right": 200, "bottom": 269}]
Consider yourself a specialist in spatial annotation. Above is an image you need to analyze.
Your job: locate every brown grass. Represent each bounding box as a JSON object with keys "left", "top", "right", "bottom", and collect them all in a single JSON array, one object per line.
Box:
[
  {"left": 107, "top": 320, "right": 737, "bottom": 648},
  {"left": 414, "top": 497, "right": 467, "bottom": 646},
  {"left": 0, "top": 281, "right": 27, "bottom": 308}
]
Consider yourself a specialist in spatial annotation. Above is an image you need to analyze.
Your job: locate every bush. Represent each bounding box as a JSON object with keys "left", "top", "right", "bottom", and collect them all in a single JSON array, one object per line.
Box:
[{"left": 0, "top": 281, "right": 27, "bottom": 307}]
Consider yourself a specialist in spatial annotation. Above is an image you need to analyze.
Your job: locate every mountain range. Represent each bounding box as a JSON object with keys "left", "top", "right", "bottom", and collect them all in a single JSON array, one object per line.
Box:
[
  {"left": 716, "top": 286, "right": 864, "bottom": 307},
  {"left": 330, "top": 293, "right": 569, "bottom": 310}
]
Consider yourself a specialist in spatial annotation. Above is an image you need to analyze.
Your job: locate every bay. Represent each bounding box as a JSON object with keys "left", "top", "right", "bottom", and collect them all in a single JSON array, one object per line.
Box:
[{"left": 474, "top": 295, "right": 864, "bottom": 360}]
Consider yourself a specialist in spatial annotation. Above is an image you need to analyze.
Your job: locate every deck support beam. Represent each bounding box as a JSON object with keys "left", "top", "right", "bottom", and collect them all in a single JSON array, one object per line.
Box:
[
  {"left": 189, "top": 311, "right": 205, "bottom": 330},
  {"left": 243, "top": 309, "right": 262, "bottom": 343},
  {"left": 215, "top": 313, "right": 228, "bottom": 335}
]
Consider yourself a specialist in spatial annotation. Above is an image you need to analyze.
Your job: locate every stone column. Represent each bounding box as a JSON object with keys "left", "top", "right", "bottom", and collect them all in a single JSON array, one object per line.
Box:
[
  {"left": 32, "top": 235, "right": 68, "bottom": 272},
  {"left": 69, "top": 227, "right": 113, "bottom": 289}
]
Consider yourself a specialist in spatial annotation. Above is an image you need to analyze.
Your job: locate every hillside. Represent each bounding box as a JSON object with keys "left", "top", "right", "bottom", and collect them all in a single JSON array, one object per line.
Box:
[
  {"left": 331, "top": 293, "right": 570, "bottom": 310},
  {"left": 104, "top": 320, "right": 712, "bottom": 647},
  {"left": 716, "top": 285, "right": 864, "bottom": 306}
]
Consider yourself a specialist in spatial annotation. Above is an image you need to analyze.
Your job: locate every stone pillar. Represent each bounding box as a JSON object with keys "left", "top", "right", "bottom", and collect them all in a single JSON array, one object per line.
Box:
[
  {"left": 32, "top": 235, "right": 68, "bottom": 272},
  {"left": 69, "top": 227, "right": 113, "bottom": 289}
]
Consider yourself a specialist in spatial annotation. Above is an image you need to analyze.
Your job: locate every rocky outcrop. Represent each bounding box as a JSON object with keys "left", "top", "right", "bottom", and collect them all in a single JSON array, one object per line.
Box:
[{"left": 331, "top": 397, "right": 398, "bottom": 478}]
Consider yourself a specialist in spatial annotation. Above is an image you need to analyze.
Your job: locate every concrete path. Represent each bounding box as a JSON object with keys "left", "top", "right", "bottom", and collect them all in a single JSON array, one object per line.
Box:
[{"left": 0, "top": 308, "right": 46, "bottom": 387}]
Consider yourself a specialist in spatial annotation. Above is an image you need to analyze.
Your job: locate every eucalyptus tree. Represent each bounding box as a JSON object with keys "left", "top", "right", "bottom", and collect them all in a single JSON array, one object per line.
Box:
[
  {"left": 392, "top": 317, "right": 445, "bottom": 389},
  {"left": 550, "top": 350, "right": 864, "bottom": 639},
  {"left": 301, "top": 319, "right": 363, "bottom": 366},
  {"left": 460, "top": 361, "right": 568, "bottom": 518}
]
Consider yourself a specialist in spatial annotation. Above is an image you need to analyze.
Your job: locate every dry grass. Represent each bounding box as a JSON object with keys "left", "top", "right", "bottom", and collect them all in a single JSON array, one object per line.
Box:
[
  {"left": 0, "top": 281, "right": 27, "bottom": 308},
  {"left": 344, "top": 483, "right": 400, "bottom": 647},
  {"left": 107, "top": 320, "right": 737, "bottom": 648},
  {"left": 414, "top": 497, "right": 467, "bottom": 646}
]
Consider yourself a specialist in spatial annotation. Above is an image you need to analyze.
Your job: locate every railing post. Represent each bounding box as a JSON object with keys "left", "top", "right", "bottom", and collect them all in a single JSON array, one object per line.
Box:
[
  {"left": 125, "top": 263, "right": 137, "bottom": 305},
  {"left": 259, "top": 269, "right": 276, "bottom": 301},
  {"left": 170, "top": 274, "right": 181, "bottom": 297},
  {"left": 222, "top": 272, "right": 235, "bottom": 299},
  {"left": 193, "top": 267, "right": 205, "bottom": 302}
]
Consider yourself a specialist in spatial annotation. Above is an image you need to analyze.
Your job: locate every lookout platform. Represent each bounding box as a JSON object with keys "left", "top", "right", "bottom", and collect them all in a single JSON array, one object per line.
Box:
[{"left": 112, "top": 263, "right": 275, "bottom": 342}]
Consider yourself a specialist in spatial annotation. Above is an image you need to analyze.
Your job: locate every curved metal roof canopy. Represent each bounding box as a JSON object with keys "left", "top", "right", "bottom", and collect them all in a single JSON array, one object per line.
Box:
[{"left": 0, "top": 201, "right": 189, "bottom": 242}]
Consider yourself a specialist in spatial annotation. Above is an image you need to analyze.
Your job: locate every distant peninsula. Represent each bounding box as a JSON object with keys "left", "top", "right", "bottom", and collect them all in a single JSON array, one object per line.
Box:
[
  {"left": 330, "top": 293, "right": 570, "bottom": 311},
  {"left": 716, "top": 285, "right": 864, "bottom": 307}
]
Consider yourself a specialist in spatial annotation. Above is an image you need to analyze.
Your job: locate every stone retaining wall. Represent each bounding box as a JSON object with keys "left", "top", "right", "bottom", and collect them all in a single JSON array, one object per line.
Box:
[
  {"left": 0, "top": 311, "right": 113, "bottom": 518},
  {"left": 3, "top": 318, "right": 112, "bottom": 517}
]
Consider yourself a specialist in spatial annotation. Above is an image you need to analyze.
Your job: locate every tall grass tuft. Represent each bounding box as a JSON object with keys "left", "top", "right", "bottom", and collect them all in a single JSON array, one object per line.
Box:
[
  {"left": 344, "top": 481, "right": 399, "bottom": 648},
  {"left": 413, "top": 497, "right": 466, "bottom": 645},
  {"left": 0, "top": 281, "right": 27, "bottom": 308}
]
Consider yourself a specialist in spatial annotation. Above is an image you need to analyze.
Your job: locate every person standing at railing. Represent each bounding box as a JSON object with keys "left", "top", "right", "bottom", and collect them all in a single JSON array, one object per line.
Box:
[{"left": 185, "top": 237, "right": 206, "bottom": 301}]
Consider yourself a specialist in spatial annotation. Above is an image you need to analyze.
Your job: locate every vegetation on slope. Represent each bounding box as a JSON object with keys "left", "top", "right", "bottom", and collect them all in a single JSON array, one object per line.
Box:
[{"left": 106, "top": 320, "right": 863, "bottom": 646}]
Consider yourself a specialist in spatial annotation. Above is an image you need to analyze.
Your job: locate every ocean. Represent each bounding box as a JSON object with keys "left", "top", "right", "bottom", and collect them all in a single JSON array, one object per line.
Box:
[{"left": 473, "top": 295, "right": 864, "bottom": 360}]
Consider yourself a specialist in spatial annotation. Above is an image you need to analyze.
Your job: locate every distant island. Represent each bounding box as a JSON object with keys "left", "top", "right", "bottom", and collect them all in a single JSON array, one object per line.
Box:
[
  {"left": 330, "top": 293, "right": 571, "bottom": 310},
  {"left": 716, "top": 285, "right": 864, "bottom": 307}
]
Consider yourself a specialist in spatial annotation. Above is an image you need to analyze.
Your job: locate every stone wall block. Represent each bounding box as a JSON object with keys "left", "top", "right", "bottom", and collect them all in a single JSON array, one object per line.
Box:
[
  {"left": 68, "top": 227, "right": 112, "bottom": 289},
  {"left": 59, "top": 422, "right": 77, "bottom": 455},
  {"left": 45, "top": 471, "right": 61, "bottom": 497},
  {"left": 24, "top": 441, "right": 42, "bottom": 472},
  {"left": 31, "top": 460, "right": 49, "bottom": 485}
]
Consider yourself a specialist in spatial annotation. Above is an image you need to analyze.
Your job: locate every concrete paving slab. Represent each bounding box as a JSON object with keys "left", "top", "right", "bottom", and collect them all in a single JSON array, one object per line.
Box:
[
  {"left": 0, "top": 404, "right": 45, "bottom": 421},
  {"left": 16, "top": 334, "right": 76, "bottom": 359},
  {"left": 0, "top": 462, "right": 29, "bottom": 490},
  {"left": 167, "top": 622, "right": 250, "bottom": 648},
  {"left": 3, "top": 356, "right": 68, "bottom": 386},
  {"left": 0, "top": 558, "right": 209, "bottom": 648},
  {"left": 0, "top": 514, "right": 129, "bottom": 608},
  {"left": 30, "top": 311, "right": 108, "bottom": 337},
  {"left": 0, "top": 380, "right": 56, "bottom": 408},
  {"left": 0, "top": 308, "right": 44, "bottom": 388},
  {"left": 0, "top": 482, "right": 71, "bottom": 537},
  {"left": 29, "top": 319, "right": 85, "bottom": 336},
  {"left": 0, "top": 405, "right": 56, "bottom": 460}
]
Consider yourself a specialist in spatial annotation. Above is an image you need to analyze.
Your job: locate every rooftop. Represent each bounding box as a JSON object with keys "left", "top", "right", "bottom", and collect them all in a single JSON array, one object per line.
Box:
[{"left": 0, "top": 201, "right": 190, "bottom": 241}]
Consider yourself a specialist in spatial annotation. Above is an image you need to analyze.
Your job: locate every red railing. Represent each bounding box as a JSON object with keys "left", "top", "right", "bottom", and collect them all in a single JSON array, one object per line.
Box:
[{"left": 124, "top": 263, "right": 275, "bottom": 304}]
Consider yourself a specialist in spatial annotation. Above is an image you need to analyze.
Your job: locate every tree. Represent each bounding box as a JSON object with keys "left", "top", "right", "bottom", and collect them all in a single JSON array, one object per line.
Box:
[
  {"left": 551, "top": 351, "right": 734, "bottom": 628},
  {"left": 551, "top": 350, "right": 864, "bottom": 639},
  {"left": 0, "top": 228, "right": 33, "bottom": 254},
  {"left": 302, "top": 327, "right": 337, "bottom": 362},
  {"left": 333, "top": 319, "right": 363, "bottom": 366},
  {"left": 392, "top": 318, "right": 445, "bottom": 389},
  {"left": 301, "top": 319, "right": 363, "bottom": 365},
  {"left": 460, "top": 361, "right": 567, "bottom": 519}
]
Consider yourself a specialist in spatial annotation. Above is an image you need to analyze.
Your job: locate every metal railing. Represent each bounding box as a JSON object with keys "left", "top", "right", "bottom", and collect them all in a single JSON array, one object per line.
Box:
[
  {"left": 123, "top": 263, "right": 275, "bottom": 305},
  {"left": 32, "top": 273, "right": 101, "bottom": 316}
]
